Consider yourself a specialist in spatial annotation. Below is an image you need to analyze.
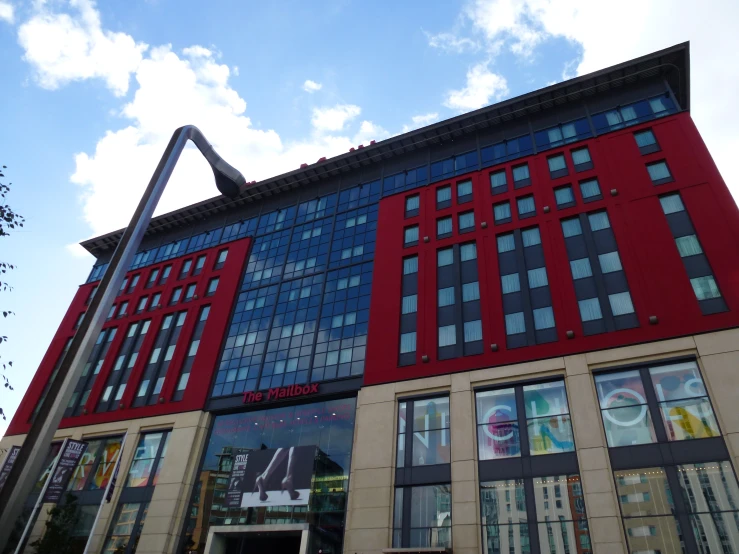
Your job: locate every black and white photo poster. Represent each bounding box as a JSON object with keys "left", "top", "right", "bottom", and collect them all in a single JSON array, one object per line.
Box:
[
  {"left": 225, "top": 448, "right": 249, "bottom": 508},
  {"left": 43, "top": 439, "right": 87, "bottom": 503},
  {"left": 0, "top": 446, "right": 20, "bottom": 492},
  {"left": 227, "top": 446, "right": 316, "bottom": 508}
]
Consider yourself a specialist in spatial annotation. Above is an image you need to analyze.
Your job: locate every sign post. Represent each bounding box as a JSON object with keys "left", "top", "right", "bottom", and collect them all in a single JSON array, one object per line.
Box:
[{"left": 82, "top": 434, "right": 127, "bottom": 554}]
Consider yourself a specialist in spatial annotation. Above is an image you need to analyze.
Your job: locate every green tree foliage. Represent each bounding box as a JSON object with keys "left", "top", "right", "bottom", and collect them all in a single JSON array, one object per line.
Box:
[
  {"left": 0, "top": 164, "right": 23, "bottom": 420},
  {"left": 30, "top": 494, "right": 81, "bottom": 554}
]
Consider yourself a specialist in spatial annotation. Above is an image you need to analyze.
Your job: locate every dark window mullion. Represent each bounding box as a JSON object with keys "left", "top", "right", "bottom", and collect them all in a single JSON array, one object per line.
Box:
[
  {"left": 515, "top": 386, "right": 531, "bottom": 458},
  {"left": 453, "top": 245, "right": 464, "bottom": 358},
  {"left": 404, "top": 400, "right": 414, "bottom": 469},
  {"left": 523, "top": 477, "right": 542, "bottom": 554},
  {"left": 580, "top": 213, "right": 616, "bottom": 332},
  {"left": 664, "top": 465, "right": 701, "bottom": 554},
  {"left": 639, "top": 368, "right": 669, "bottom": 443},
  {"left": 146, "top": 431, "right": 169, "bottom": 488},
  {"left": 402, "top": 485, "right": 412, "bottom": 548},
  {"left": 512, "top": 231, "right": 536, "bottom": 346}
]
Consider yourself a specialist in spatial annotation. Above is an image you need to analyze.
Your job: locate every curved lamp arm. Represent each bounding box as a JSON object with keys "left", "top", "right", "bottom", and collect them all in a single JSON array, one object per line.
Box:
[{"left": 0, "top": 126, "right": 245, "bottom": 551}]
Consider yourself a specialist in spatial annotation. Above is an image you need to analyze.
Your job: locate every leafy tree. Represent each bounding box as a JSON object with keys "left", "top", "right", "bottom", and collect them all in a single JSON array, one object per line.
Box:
[
  {"left": 30, "top": 494, "right": 81, "bottom": 554},
  {"left": 0, "top": 164, "right": 23, "bottom": 420}
]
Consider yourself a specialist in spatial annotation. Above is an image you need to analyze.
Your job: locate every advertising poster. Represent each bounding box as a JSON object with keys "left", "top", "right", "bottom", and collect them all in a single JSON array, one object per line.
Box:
[
  {"left": 43, "top": 439, "right": 87, "bottom": 503},
  {"left": 0, "top": 445, "right": 21, "bottom": 491},
  {"left": 225, "top": 449, "right": 249, "bottom": 508},
  {"left": 231, "top": 446, "right": 316, "bottom": 508}
]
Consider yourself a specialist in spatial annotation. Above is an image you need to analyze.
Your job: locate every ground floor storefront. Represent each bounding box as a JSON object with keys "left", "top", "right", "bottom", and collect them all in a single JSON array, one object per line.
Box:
[
  {"left": 345, "top": 329, "right": 739, "bottom": 554},
  {"left": 3, "top": 329, "right": 739, "bottom": 554}
]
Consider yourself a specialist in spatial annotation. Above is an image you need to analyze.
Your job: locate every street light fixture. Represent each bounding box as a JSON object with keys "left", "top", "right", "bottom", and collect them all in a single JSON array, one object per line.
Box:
[{"left": 0, "top": 126, "right": 246, "bottom": 550}]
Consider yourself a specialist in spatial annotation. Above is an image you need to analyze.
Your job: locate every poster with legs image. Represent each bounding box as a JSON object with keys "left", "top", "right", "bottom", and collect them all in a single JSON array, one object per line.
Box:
[{"left": 239, "top": 446, "right": 316, "bottom": 508}]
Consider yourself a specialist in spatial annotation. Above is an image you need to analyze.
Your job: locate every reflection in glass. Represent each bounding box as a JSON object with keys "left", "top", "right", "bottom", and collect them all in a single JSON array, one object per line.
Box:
[
  {"left": 600, "top": 405, "right": 657, "bottom": 447},
  {"left": 614, "top": 468, "right": 675, "bottom": 517},
  {"left": 407, "top": 485, "right": 452, "bottom": 548},
  {"left": 595, "top": 370, "right": 648, "bottom": 409},
  {"left": 660, "top": 398, "right": 719, "bottom": 441},
  {"left": 537, "top": 521, "right": 582, "bottom": 554},
  {"left": 67, "top": 439, "right": 102, "bottom": 491},
  {"left": 481, "top": 479, "right": 527, "bottom": 524},
  {"left": 411, "top": 429, "right": 450, "bottom": 466},
  {"left": 477, "top": 389, "right": 520, "bottom": 460},
  {"left": 483, "top": 524, "right": 531, "bottom": 554},
  {"left": 527, "top": 416, "right": 574, "bottom": 455},
  {"left": 523, "top": 381, "right": 569, "bottom": 418},
  {"left": 677, "top": 461, "right": 739, "bottom": 513},
  {"left": 690, "top": 513, "right": 739, "bottom": 553},
  {"left": 183, "top": 397, "right": 357, "bottom": 554},
  {"left": 125, "top": 432, "right": 165, "bottom": 488},
  {"left": 622, "top": 516, "right": 683, "bottom": 554}
]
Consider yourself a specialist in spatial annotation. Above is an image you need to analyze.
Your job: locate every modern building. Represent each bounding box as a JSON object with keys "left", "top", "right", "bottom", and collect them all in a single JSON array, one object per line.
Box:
[{"left": 2, "top": 41, "right": 739, "bottom": 554}]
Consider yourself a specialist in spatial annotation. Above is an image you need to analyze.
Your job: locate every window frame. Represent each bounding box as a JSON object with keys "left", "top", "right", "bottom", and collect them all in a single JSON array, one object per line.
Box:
[
  {"left": 646, "top": 160, "right": 674, "bottom": 185},
  {"left": 547, "top": 153, "right": 569, "bottom": 179}
]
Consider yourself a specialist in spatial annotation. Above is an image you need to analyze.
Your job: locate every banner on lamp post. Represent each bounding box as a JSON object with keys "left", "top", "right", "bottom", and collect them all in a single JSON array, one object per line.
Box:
[
  {"left": 0, "top": 446, "right": 21, "bottom": 492},
  {"left": 42, "top": 439, "right": 88, "bottom": 504}
]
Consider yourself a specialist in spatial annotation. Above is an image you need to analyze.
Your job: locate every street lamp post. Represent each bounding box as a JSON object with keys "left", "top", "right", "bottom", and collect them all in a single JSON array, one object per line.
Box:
[{"left": 0, "top": 126, "right": 246, "bottom": 550}]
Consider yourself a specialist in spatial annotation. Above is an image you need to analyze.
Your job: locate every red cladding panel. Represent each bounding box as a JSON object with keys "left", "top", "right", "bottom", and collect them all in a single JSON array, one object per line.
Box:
[
  {"left": 365, "top": 113, "right": 739, "bottom": 386},
  {"left": 6, "top": 238, "right": 251, "bottom": 436}
]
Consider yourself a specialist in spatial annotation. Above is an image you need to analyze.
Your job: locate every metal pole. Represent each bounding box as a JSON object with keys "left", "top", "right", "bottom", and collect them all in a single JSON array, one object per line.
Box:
[
  {"left": 14, "top": 439, "right": 68, "bottom": 554},
  {"left": 0, "top": 126, "right": 245, "bottom": 550},
  {"left": 82, "top": 433, "right": 128, "bottom": 554}
]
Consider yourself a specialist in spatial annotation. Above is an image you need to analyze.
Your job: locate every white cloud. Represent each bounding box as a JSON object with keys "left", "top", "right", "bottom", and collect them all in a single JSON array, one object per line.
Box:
[
  {"left": 0, "top": 2, "right": 14, "bottom": 23},
  {"left": 182, "top": 45, "right": 213, "bottom": 58},
  {"left": 18, "top": 0, "right": 147, "bottom": 96},
  {"left": 65, "top": 242, "right": 93, "bottom": 259},
  {"left": 402, "top": 112, "right": 439, "bottom": 133},
  {"left": 311, "top": 104, "right": 361, "bottom": 132},
  {"left": 443, "top": 61, "right": 508, "bottom": 111},
  {"left": 302, "top": 79, "right": 322, "bottom": 93},
  {"left": 353, "top": 120, "right": 390, "bottom": 145},
  {"left": 426, "top": 31, "right": 479, "bottom": 54}
]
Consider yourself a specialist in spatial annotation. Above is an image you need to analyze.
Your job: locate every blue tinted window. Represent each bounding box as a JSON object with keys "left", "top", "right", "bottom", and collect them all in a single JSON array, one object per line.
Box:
[
  {"left": 481, "top": 135, "right": 533, "bottom": 167},
  {"left": 329, "top": 205, "right": 377, "bottom": 267},
  {"left": 534, "top": 118, "right": 591, "bottom": 151},
  {"left": 337, "top": 180, "right": 381, "bottom": 213},
  {"left": 430, "top": 157, "right": 455, "bottom": 182},
  {"left": 382, "top": 165, "right": 428, "bottom": 196},
  {"left": 295, "top": 193, "right": 336, "bottom": 225},
  {"left": 257, "top": 205, "right": 297, "bottom": 235},
  {"left": 454, "top": 151, "right": 479, "bottom": 175}
]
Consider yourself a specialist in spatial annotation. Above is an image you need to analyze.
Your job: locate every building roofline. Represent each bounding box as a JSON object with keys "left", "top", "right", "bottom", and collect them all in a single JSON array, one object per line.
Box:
[{"left": 82, "top": 42, "right": 689, "bottom": 255}]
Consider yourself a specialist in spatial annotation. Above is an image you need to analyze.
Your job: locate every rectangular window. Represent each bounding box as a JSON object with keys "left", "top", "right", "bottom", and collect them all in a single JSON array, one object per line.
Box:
[
  {"left": 561, "top": 218, "right": 583, "bottom": 237},
  {"left": 501, "top": 273, "right": 521, "bottom": 294},
  {"left": 214, "top": 249, "right": 228, "bottom": 270},
  {"left": 464, "top": 320, "right": 482, "bottom": 342},
  {"left": 437, "top": 248, "right": 453, "bottom": 267},
  {"left": 117, "top": 301, "right": 129, "bottom": 318},
  {"left": 675, "top": 235, "right": 703, "bottom": 257},
  {"left": 527, "top": 267, "right": 548, "bottom": 288},
  {"left": 548, "top": 154, "right": 567, "bottom": 177},
  {"left": 392, "top": 485, "right": 452, "bottom": 549},
  {"left": 598, "top": 251, "right": 623, "bottom": 273},
  {"left": 691, "top": 276, "right": 722, "bottom": 300},
  {"left": 145, "top": 269, "right": 159, "bottom": 288},
  {"left": 170, "top": 287, "right": 182, "bottom": 305},
  {"left": 404, "top": 225, "right": 419, "bottom": 246},
  {"left": 184, "top": 283, "right": 196, "bottom": 302},
  {"left": 512, "top": 163, "right": 530, "bottom": 186},
  {"left": 579, "top": 178, "right": 601, "bottom": 200},
  {"left": 437, "top": 216, "right": 453, "bottom": 238},
  {"left": 457, "top": 180, "right": 473, "bottom": 202},
  {"left": 490, "top": 170, "right": 507, "bottom": 193},
  {"left": 588, "top": 211, "right": 610, "bottom": 231},
  {"left": 206, "top": 277, "right": 219, "bottom": 296},
  {"left": 555, "top": 185, "right": 575, "bottom": 208},
  {"left": 403, "top": 256, "right": 418, "bottom": 275},
  {"left": 135, "top": 296, "right": 147, "bottom": 314},
  {"left": 462, "top": 282, "right": 480, "bottom": 302},
  {"left": 399, "top": 332, "right": 416, "bottom": 354},
  {"left": 438, "top": 287, "right": 455, "bottom": 307},
  {"left": 402, "top": 295, "right": 418, "bottom": 314},
  {"left": 193, "top": 255, "right": 206, "bottom": 276},
  {"left": 438, "top": 325, "right": 456, "bottom": 347},
  {"left": 533, "top": 306, "right": 555, "bottom": 330},
  {"left": 609, "top": 291, "right": 635, "bottom": 315},
  {"left": 660, "top": 193, "right": 684, "bottom": 214},
  {"left": 570, "top": 258, "right": 593, "bottom": 279},
  {"left": 578, "top": 298, "right": 603, "bottom": 322},
  {"left": 497, "top": 233, "right": 515, "bottom": 253},
  {"left": 505, "top": 312, "right": 525, "bottom": 335},
  {"left": 436, "top": 185, "right": 452, "bottom": 209},
  {"left": 522, "top": 227, "right": 541, "bottom": 247},
  {"left": 396, "top": 396, "right": 450, "bottom": 468},
  {"left": 647, "top": 161, "right": 673, "bottom": 184},
  {"left": 149, "top": 292, "right": 161, "bottom": 310},
  {"left": 572, "top": 147, "right": 592, "bottom": 168},
  {"left": 178, "top": 259, "right": 192, "bottom": 280},
  {"left": 460, "top": 242, "right": 477, "bottom": 261},
  {"left": 458, "top": 211, "right": 475, "bottom": 232},
  {"left": 405, "top": 195, "right": 420, "bottom": 217},
  {"left": 158, "top": 265, "right": 171, "bottom": 285},
  {"left": 517, "top": 195, "right": 536, "bottom": 217},
  {"left": 634, "top": 129, "right": 660, "bottom": 154},
  {"left": 494, "top": 201, "right": 511, "bottom": 223}
]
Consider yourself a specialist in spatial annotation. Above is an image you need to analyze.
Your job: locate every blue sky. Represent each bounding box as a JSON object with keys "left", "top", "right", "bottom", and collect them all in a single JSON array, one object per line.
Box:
[{"left": 1, "top": 0, "right": 738, "bottom": 435}]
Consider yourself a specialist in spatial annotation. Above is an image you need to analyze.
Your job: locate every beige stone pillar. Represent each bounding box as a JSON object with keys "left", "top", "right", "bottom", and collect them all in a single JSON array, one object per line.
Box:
[
  {"left": 344, "top": 384, "right": 396, "bottom": 554},
  {"left": 449, "top": 372, "right": 480, "bottom": 554},
  {"left": 565, "top": 354, "right": 626, "bottom": 554},
  {"left": 136, "top": 411, "right": 212, "bottom": 554}
]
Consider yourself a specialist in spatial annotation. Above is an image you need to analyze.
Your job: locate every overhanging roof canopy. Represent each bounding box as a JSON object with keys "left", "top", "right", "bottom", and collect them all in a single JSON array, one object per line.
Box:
[{"left": 82, "top": 42, "right": 689, "bottom": 256}]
